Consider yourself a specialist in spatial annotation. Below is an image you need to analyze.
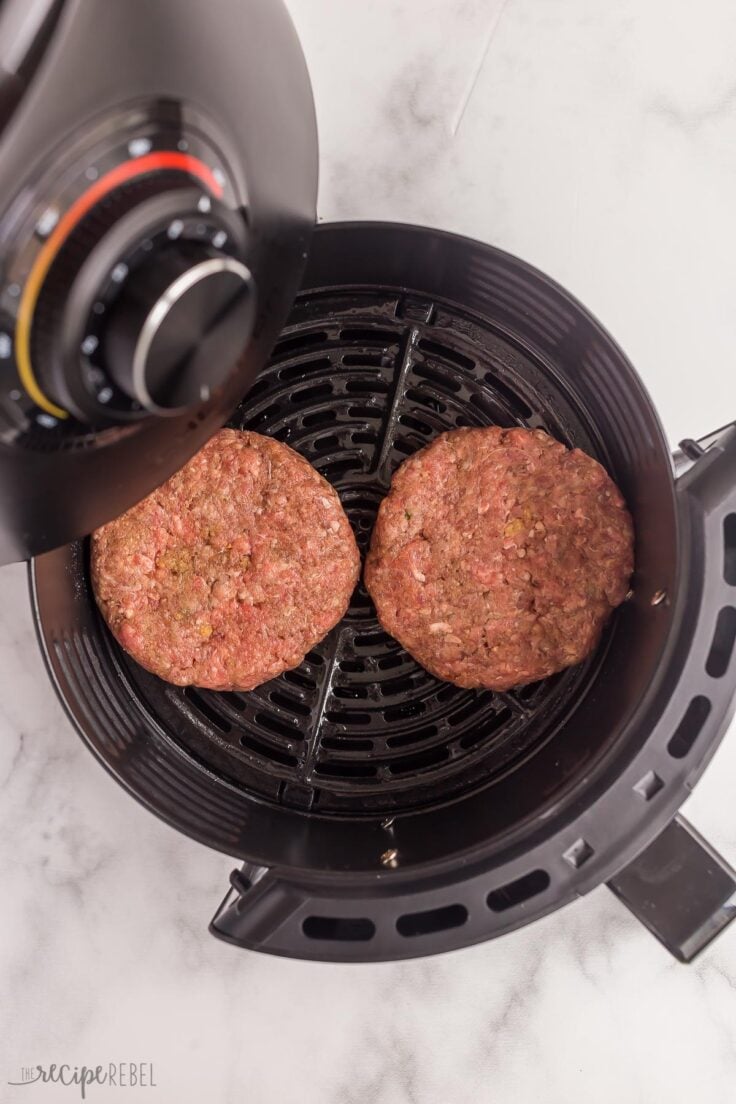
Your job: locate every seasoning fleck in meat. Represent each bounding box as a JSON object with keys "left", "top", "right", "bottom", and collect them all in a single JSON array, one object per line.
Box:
[
  {"left": 365, "top": 427, "right": 634, "bottom": 690},
  {"left": 92, "top": 429, "right": 360, "bottom": 690}
]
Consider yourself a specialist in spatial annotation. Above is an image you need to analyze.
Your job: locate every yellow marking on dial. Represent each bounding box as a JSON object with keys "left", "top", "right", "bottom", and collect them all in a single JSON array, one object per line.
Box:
[{"left": 14, "top": 151, "right": 224, "bottom": 419}]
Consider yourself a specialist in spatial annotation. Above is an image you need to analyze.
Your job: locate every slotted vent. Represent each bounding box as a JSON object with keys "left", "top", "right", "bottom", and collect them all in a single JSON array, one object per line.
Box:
[{"left": 117, "top": 290, "right": 602, "bottom": 816}]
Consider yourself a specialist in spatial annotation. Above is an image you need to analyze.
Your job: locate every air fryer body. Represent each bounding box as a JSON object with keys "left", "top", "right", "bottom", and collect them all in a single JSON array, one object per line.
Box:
[
  {"left": 31, "top": 224, "right": 736, "bottom": 963},
  {"left": 0, "top": 0, "right": 318, "bottom": 563}
]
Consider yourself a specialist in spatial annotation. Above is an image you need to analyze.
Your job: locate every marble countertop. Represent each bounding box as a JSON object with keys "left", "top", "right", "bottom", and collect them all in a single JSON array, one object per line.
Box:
[{"left": 2, "top": 1, "right": 736, "bottom": 1101}]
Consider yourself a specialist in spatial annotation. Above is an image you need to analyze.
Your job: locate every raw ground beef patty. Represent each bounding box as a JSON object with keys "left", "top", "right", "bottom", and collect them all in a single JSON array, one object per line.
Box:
[
  {"left": 92, "top": 429, "right": 360, "bottom": 690},
  {"left": 365, "top": 427, "right": 634, "bottom": 691}
]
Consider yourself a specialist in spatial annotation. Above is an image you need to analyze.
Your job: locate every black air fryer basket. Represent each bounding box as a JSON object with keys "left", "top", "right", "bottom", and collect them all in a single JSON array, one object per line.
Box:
[{"left": 31, "top": 224, "right": 736, "bottom": 962}]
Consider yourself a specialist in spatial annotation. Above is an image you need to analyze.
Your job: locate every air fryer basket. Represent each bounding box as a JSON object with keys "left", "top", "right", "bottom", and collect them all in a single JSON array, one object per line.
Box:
[{"left": 31, "top": 224, "right": 736, "bottom": 961}]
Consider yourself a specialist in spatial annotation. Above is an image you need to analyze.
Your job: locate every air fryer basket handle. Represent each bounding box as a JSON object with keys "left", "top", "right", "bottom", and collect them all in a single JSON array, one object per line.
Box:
[
  {"left": 608, "top": 816, "right": 736, "bottom": 962},
  {"left": 608, "top": 421, "right": 736, "bottom": 962}
]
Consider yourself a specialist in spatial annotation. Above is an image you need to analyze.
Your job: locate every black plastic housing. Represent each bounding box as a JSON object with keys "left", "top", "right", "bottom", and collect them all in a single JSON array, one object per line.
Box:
[
  {"left": 0, "top": 0, "right": 318, "bottom": 562},
  {"left": 31, "top": 224, "right": 736, "bottom": 961}
]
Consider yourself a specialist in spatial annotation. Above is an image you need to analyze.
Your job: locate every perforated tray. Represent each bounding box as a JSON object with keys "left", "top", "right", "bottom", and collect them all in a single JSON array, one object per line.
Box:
[{"left": 122, "top": 284, "right": 604, "bottom": 818}]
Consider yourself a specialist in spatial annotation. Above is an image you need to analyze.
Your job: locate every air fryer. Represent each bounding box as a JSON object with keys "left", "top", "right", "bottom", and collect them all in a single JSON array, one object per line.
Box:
[{"left": 2, "top": 5, "right": 735, "bottom": 963}]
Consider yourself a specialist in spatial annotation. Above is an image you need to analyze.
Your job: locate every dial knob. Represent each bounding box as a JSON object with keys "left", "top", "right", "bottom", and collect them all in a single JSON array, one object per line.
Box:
[
  {"left": 103, "top": 243, "right": 253, "bottom": 415},
  {"left": 29, "top": 181, "right": 253, "bottom": 423}
]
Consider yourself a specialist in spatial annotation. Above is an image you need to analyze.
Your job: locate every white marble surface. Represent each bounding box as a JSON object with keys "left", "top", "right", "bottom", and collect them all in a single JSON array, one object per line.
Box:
[{"left": 1, "top": 1, "right": 736, "bottom": 1101}]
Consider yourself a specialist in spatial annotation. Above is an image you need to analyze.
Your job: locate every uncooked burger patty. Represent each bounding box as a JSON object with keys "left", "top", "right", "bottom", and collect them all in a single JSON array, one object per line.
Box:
[
  {"left": 365, "top": 427, "right": 634, "bottom": 691},
  {"left": 92, "top": 429, "right": 360, "bottom": 690}
]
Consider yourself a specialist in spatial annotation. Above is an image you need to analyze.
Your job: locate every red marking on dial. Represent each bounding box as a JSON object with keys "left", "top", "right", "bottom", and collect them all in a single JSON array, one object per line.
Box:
[{"left": 16, "top": 152, "right": 225, "bottom": 418}]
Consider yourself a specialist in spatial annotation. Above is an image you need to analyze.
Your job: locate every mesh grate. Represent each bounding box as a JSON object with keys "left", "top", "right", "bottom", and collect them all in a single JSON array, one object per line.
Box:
[{"left": 119, "top": 289, "right": 603, "bottom": 816}]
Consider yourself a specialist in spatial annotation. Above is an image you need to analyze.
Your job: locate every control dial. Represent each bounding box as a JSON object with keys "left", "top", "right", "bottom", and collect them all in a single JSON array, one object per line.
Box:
[
  {"left": 27, "top": 170, "right": 253, "bottom": 424},
  {"left": 104, "top": 243, "right": 252, "bottom": 416}
]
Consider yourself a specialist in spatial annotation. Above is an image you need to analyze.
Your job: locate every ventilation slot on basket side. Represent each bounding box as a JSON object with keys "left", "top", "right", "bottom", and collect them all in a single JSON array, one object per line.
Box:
[
  {"left": 345, "top": 376, "right": 390, "bottom": 395},
  {"left": 332, "top": 685, "right": 370, "bottom": 701},
  {"left": 667, "top": 696, "right": 712, "bottom": 759},
  {"left": 314, "top": 760, "right": 377, "bottom": 780},
  {"left": 398, "top": 413, "right": 434, "bottom": 436},
  {"left": 389, "top": 745, "right": 449, "bottom": 775},
  {"left": 705, "top": 607, "right": 736, "bottom": 678},
  {"left": 302, "top": 409, "right": 338, "bottom": 429},
  {"left": 343, "top": 353, "right": 385, "bottom": 367},
  {"left": 325, "top": 709, "right": 371, "bottom": 727},
  {"left": 302, "top": 916, "right": 376, "bottom": 941},
  {"left": 417, "top": 338, "right": 475, "bottom": 372},
  {"left": 339, "top": 326, "right": 399, "bottom": 345},
  {"left": 396, "top": 903, "right": 468, "bottom": 937},
  {"left": 459, "top": 708, "right": 513, "bottom": 749},
  {"left": 185, "top": 689, "right": 232, "bottom": 734},
  {"left": 293, "top": 382, "right": 333, "bottom": 404},
  {"left": 278, "top": 356, "right": 333, "bottom": 383},
  {"left": 487, "top": 870, "right": 550, "bottom": 912},
  {"left": 413, "top": 362, "right": 462, "bottom": 393},
  {"left": 254, "top": 711, "right": 303, "bottom": 740},
  {"left": 725, "top": 515, "right": 736, "bottom": 586},
  {"left": 386, "top": 726, "right": 439, "bottom": 750},
  {"left": 268, "top": 691, "right": 311, "bottom": 717},
  {"left": 282, "top": 669, "right": 316, "bottom": 691},
  {"left": 384, "top": 701, "right": 426, "bottom": 723},
  {"left": 321, "top": 735, "right": 374, "bottom": 752},
  {"left": 272, "top": 330, "right": 329, "bottom": 358},
  {"left": 449, "top": 696, "right": 493, "bottom": 727},
  {"left": 240, "top": 734, "right": 299, "bottom": 769},
  {"left": 406, "top": 386, "right": 446, "bottom": 414},
  {"left": 483, "top": 370, "right": 534, "bottom": 419}
]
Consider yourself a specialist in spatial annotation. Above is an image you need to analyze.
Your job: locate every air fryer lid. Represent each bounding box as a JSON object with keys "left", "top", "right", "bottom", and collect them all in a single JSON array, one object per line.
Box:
[
  {"left": 31, "top": 224, "right": 736, "bottom": 962},
  {"left": 0, "top": 0, "right": 318, "bottom": 564}
]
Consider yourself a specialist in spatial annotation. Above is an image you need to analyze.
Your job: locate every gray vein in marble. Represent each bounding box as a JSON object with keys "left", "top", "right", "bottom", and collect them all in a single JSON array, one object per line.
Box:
[
  {"left": 0, "top": 727, "right": 24, "bottom": 789},
  {"left": 647, "top": 83, "right": 736, "bottom": 130},
  {"left": 451, "top": 0, "right": 511, "bottom": 136}
]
